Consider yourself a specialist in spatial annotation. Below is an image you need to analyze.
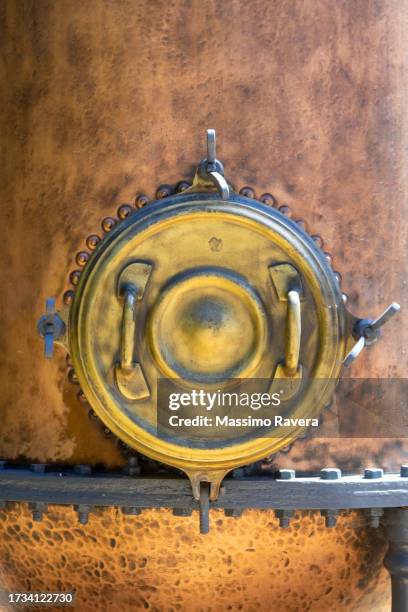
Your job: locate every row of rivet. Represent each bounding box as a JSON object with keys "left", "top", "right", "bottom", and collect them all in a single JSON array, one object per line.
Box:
[
  {"left": 63, "top": 182, "right": 347, "bottom": 449},
  {"left": 0, "top": 461, "right": 405, "bottom": 526},
  {"left": 253, "top": 466, "right": 406, "bottom": 528},
  {"left": 276, "top": 467, "right": 388, "bottom": 480},
  {"left": 64, "top": 182, "right": 345, "bottom": 305},
  {"left": 238, "top": 186, "right": 346, "bottom": 302},
  {"left": 0, "top": 501, "right": 381, "bottom": 527},
  {"left": 65, "top": 356, "right": 116, "bottom": 440},
  {"left": 63, "top": 192, "right": 153, "bottom": 305}
]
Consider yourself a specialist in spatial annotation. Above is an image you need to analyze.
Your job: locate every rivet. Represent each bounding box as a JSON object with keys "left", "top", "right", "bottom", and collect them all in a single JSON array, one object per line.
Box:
[
  {"left": 240, "top": 186, "right": 255, "bottom": 199},
  {"left": 176, "top": 181, "right": 191, "bottom": 193},
  {"left": 278, "top": 469, "right": 296, "bottom": 480},
  {"left": 86, "top": 234, "right": 100, "bottom": 251},
  {"left": 260, "top": 193, "right": 276, "bottom": 207},
  {"left": 69, "top": 270, "right": 81, "bottom": 286},
  {"left": 77, "top": 390, "right": 88, "bottom": 404},
  {"left": 87, "top": 408, "right": 99, "bottom": 421},
  {"left": 156, "top": 185, "right": 172, "bottom": 199},
  {"left": 333, "top": 271, "right": 342, "bottom": 284},
  {"left": 63, "top": 290, "right": 75, "bottom": 305},
  {"left": 76, "top": 252, "right": 89, "bottom": 267},
  {"left": 117, "top": 204, "right": 133, "bottom": 219},
  {"left": 279, "top": 205, "right": 292, "bottom": 217},
  {"left": 320, "top": 468, "right": 341, "bottom": 480},
  {"left": 296, "top": 219, "right": 307, "bottom": 231},
  {"left": 321, "top": 509, "right": 338, "bottom": 528},
  {"left": 400, "top": 465, "right": 408, "bottom": 477},
  {"left": 103, "top": 427, "right": 113, "bottom": 438},
  {"left": 101, "top": 217, "right": 116, "bottom": 233},
  {"left": 364, "top": 468, "right": 383, "bottom": 479},
  {"left": 312, "top": 235, "right": 324, "bottom": 248},
  {"left": 275, "top": 509, "right": 293, "bottom": 528},
  {"left": 67, "top": 368, "right": 79, "bottom": 385},
  {"left": 135, "top": 194, "right": 149, "bottom": 209},
  {"left": 324, "top": 252, "right": 333, "bottom": 265},
  {"left": 342, "top": 293, "right": 348, "bottom": 304}
]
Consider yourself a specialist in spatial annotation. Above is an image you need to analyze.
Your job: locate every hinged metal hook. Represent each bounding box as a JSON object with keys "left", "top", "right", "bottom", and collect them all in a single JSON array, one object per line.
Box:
[
  {"left": 344, "top": 302, "right": 400, "bottom": 366},
  {"left": 195, "top": 129, "right": 230, "bottom": 200},
  {"left": 37, "top": 298, "right": 66, "bottom": 358}
]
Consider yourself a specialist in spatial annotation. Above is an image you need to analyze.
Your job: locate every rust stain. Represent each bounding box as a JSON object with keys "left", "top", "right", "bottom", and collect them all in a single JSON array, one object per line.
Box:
[{"left": 0, "top": 0, "right": 407, "bottom": 608}]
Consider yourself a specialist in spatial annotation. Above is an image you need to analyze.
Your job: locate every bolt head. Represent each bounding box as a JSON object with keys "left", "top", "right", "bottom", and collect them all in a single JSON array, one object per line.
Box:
[
  {"left": 224, "top": 509, "right": 243, "bottom": 518},
  {"left": 173, "top": 508, "right": 192, "bottom": 517},
  {"left": 320, "top": 468, "right": 342, "bottom": 480},
  {"left": 364, "top": 468, "right": 383, "bottom": 479},
  {"left": 278, "top": 469, "right": 295, "bottom": 480},
  {"left": 122, "top": 507, "right": 141, "bottom": 516}
]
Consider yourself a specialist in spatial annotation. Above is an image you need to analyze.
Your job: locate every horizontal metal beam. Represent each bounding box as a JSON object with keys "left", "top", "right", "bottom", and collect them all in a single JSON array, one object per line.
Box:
[{"left": 0, "top": 468, "right": 408, "bottom": 511}]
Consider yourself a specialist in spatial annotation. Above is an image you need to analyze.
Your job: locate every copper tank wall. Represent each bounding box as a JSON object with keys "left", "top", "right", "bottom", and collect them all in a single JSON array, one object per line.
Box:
[{"left": 0, "top": 1, "right": 407, "bottom": 610}]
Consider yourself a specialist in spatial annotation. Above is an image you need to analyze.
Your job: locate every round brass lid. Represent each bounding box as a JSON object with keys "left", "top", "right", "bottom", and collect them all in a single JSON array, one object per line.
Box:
[
  {"left": 149, "top": 268, "right": 268, "bottom": 384},
  {"left": 69, "top": 193, "right": 347, "bottom": 495}
]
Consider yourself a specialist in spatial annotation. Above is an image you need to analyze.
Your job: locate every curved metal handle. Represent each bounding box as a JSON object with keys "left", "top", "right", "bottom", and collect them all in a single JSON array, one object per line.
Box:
[
  {"left": 344, "top": 301, "right": 400, "bottom": 367},
  {"left": 114, "top": 262, "right": 152, "bottom": 400},
  {"left": 268, "top": 264, "right": 303, "bottom": 399},
  {"left": 369, "top": 302, "right": 400, "bottom": 332},
  {"left": 285, "top": 290, "right": 301, "bottom": 376},
  {"left": 119, "top": 287, "right": 137, "bottom": 370}
]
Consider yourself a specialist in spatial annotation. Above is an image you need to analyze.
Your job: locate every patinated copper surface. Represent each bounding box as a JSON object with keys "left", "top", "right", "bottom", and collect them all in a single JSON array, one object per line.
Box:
[{"left": 1, "top": 0, "right": 407, "bottom": 609}]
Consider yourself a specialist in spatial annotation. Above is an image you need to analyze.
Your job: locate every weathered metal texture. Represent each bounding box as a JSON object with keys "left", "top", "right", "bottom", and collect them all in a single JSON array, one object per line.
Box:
[
  {"left": 1, "top": 468, "right": 408, "bottom": 512},
  {"left": 1, "top": 0, "right": 407, "bottom": 609},
  {"left": 0, "top": 505, "right": 390, "bottom": 611}
]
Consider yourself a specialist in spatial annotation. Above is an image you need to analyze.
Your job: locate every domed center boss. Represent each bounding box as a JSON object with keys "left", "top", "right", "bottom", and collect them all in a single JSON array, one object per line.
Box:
[{"left": 37, "top": 130, "right": 400, "bottom": 501}]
